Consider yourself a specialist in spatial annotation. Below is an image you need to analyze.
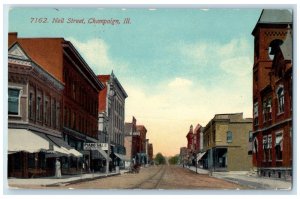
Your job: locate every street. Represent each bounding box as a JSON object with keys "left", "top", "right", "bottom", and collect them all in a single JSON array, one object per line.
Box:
[{"left": 61, "top": 165, "right": 245, "bottom": 189}]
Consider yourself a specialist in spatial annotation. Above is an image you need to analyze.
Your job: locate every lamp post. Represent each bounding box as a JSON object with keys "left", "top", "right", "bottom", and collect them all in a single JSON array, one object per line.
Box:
[
  {"left": 194, "top": 152, "right": 198, "bottom": 174},
  {"left": 106, "top": 77, "right": 115, "bottom": 174}
]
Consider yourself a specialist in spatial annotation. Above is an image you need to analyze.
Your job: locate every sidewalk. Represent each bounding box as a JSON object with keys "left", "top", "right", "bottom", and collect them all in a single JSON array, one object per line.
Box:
[
  {"left": 8, "top": 169, "right": 129, "bottom": 188},
  {"left": 184, "top": 166, "right": 292, "bottom": 190}
]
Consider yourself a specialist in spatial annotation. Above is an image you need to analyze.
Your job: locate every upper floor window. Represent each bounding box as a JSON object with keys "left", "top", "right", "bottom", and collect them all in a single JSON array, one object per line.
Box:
[
  {"left": 37, "top": 96, "right": 42, "bottom": 121},
  {"left": 8, "top": 88, "right": 21, "bottom": 115},
  {"left": 263, "top": 97, "right": 272, "bottom": 122},
  {"left": 277, "top": 86, "right": 285, "bottom": 114},
  {"left": 29, "top": 92, "right": 35, "bottom": 119},
  {"left": 254, "top": 102, "right": 259, "bottom": 126},
  {"left": 226, "top": 131, "right": 232, "bottom": 143},
  {"left": 275, "top": 132, "right": 283, "bottom": 161},
  {"left": 268, "top": 39, "right": 283, "bottom": 61}
]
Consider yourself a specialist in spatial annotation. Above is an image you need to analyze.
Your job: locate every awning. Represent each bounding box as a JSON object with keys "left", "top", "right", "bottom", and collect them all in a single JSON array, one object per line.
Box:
[
  {"left": 197, "top": 152, "right": 207, "bottom": 161},
  {"left": 47, "top": 135, "right": 82, "bottom": 157},
  {"left": 114, "top": 152, "right": 129, "bottom": 161},
  {"left": 8, "top": 129, "right": 82, "bottom": 157},
  {"left": 8, "top": 129, "right": 52, "bottom": 153},
  {"left": 91, "top": 149, "right": 111, "bottom": 160}
]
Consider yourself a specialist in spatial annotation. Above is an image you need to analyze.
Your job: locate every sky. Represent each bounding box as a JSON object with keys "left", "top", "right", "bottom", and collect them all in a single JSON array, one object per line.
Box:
[{"left": 9, "top": 7, "right": 262, "bottom": 156}]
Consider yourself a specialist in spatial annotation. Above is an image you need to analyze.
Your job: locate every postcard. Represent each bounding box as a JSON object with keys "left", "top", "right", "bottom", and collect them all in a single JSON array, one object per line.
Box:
[{"left": 5, "top": 6, "right": 293, "bottom": 192}]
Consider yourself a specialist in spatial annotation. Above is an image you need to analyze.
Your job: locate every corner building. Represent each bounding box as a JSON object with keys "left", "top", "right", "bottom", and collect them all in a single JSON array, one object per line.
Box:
[
  {"left": 8, "top": 33, "right": 104, "bottom": 175},
  {"left": 251, "top": 9, "right": 293, "bottom": 179}
]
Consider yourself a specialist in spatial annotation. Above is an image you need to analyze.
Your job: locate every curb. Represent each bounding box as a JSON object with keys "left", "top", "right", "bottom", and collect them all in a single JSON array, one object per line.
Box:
[{"left": 44, "top": 173, "right": 121, "bottom": 187}]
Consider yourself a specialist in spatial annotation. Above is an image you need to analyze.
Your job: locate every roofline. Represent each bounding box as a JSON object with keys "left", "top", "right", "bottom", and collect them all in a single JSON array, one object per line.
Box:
[
  {"left": 112, "top": 74, "right": 128, "bottom": 98},
  {"left": 252, "top": 9, "right": 293, "bottom": 35},
  {"left": 63, "top": 41, "right": 105, "bottom": 91}
]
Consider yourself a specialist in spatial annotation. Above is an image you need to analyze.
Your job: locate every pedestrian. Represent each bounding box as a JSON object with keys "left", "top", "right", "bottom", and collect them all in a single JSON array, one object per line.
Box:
[{"left": 55, "top": 158, "right": 61, "bottom": 178}]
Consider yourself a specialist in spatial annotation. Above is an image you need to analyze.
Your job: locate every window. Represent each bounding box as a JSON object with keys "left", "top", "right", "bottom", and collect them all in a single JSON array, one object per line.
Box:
[
  {"left": 37, "top": 96, "right": 42, "bottom": 121},
  {"left": 263, "top": 135, "right": 272, "bottom": 161},
  {"left": 44, "top": 96, "right": 50, "bottom": 125},
  {"left": 277, "top": 87, "right": 284, "bottom": 114},
  {"left": 275, "top": 132, "right": 283, "bottom": 161},
  {"left": 254, "top": 102, "right": 259, "bottom": 126},
  {"left": 52, "top": 99, "right": 56, "bottom": 128},
  {"left": 227, "top": 131, "right": 232, "bottom": 143},
  {"left": 56, "top": 102, "right": 60, "bottom": 129},
  {"left": 8, "top": 88, "right": 21, "bottom": 115},
  {"left": 28, "top": 91, "right": 35, "bottom": 120},
  {"left": 249, "top": 131, "right": 253, "bottom": 142},
  {"left": 263, "top": 97, "right": 272, "bottom": 122}
]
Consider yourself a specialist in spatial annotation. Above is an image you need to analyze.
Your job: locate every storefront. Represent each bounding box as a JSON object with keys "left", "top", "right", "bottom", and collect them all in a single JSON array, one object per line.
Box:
[{"left": 8, "top": 129, "right": 82, "bottom": 178}]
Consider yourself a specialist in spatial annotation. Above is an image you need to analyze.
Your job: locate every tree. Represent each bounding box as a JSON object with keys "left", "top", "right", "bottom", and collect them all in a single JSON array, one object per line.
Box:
[
  {"left": 168, "top": 155, "right": 179, "bottom": 165},
  {"left": 154, "top": 153, "right": 166, "bottom": 165}
]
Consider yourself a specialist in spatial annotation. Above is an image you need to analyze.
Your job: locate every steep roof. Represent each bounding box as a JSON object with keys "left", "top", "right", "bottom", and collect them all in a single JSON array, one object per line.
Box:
[
  {"left": 258, "top": 9, "right": 292, "bottom": 24},
  {"left": 252, "top": 9, "right": 292, "bottom": 35}
]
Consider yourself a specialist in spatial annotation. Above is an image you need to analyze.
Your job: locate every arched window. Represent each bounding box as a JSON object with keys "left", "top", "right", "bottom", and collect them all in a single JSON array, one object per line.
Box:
[
  {"left": 268, "top": 39, "right": 283, "bottom": 60},
  {"left": 227, "top": 131, "right": 233, "bottom": 143},
  {"left": 277, "top": 86, "right": 285, "bottom": 113}
]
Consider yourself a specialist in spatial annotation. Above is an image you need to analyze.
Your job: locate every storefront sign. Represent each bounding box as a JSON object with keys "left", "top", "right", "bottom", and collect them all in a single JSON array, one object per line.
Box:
[
  {"left": 132, "top": 132, "right": 140, "bottom": 136},
  {"left": 83, "top": 143, "right": 108, "bottom": 150}
]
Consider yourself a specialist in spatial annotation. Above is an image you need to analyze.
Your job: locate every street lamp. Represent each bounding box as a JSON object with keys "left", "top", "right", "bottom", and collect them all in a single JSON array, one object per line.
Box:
[
  {"left": 194, "top": 152, "right": 198, "bottom": 174},
  {"left": 106, "top": 77, "right": 115, "bottom": 174}
]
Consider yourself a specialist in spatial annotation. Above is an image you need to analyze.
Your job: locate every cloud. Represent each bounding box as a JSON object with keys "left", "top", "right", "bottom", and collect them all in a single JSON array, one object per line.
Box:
[
  {"left": 168, "top": 77, "right": 192, "bottom": 89},
  {"left": 67, "top": 37, "right": 128, "bottom": 75},
  {"left": 124, "top": 38, "right": 254, "bottom": 156},
  {"left": 219, "top": 56, "right": 252, "bottom": 77},
  {"left": 124, "top": 74, "right": 252, "bottom": 156}
]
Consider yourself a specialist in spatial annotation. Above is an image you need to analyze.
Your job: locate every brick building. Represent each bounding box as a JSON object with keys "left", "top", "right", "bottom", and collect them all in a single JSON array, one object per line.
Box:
[
  {"left": 251, "top": 9, "right": 293, "bottom": 179},
  {"left": 136, "top": 125, "right": 148, "bottom": 165},
  {"left": 98, "top": 72, "right": 128, "bottom": 169},
  {"left": 124, "top": 116, "right": 137, "bottom": 168},
  {"left": 185, "top": 124, "right": 204, "bottom": 166},
  {"left": 202, "top": 113, "right": 252, "bottom": 171},
  {"left": 148, "top": 143, "right": 154, "bottom": 164},
  {"left": 8, "top": 33, "right": 104, "bottom": 175}
]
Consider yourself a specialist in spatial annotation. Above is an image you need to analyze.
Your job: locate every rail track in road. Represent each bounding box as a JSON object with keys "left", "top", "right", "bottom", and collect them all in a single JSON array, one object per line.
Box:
[{"left": 130, "top": 165, "right": 167, "bottom": 189}]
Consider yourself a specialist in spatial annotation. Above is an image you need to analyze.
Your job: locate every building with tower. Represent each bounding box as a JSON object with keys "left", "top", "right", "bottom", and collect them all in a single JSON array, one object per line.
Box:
[{"left": 251, "top": 9, "right": 293, "bottom": 179}]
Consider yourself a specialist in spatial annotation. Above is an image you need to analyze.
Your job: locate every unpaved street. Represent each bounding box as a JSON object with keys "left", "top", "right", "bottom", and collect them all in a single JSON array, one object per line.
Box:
[{"left": 64, "top": 165, "right": 245, "bottom": 189}]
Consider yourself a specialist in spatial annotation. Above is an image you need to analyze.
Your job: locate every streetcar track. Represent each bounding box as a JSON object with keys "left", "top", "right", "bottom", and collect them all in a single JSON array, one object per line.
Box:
[{"left": 129, "top": 165, "right": 167, "bottom": 189}]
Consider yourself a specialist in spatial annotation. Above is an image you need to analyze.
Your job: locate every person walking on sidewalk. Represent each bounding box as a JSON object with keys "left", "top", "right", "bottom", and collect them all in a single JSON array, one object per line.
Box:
[{"left": 55, "top": 158, "right": 62, "bottom": 178}]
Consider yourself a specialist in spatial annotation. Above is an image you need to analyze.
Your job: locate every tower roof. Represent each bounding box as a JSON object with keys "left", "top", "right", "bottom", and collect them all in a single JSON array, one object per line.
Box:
[
  {"left": 258, "top": 9, "right": 292, "bottom": 24},
  {"left": 252, "top": 9, "right": 292, "bottom": 35}
]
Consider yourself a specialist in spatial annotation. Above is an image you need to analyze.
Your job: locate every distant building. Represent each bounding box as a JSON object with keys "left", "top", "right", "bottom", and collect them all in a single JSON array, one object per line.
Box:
[
  {"left": 251, "top": 9, "right": 292, "bottom": 179},
  {"left": 202, "top": 113, "right": 253, "bottom": 171},
  {"left": 148, "top": 143, "right": 154, "bottom": 164},
  {"left": 124, "top": 116, "right": 137, "bottom": 168},
  {"left": 179, "top": 147, "right": 188, "bottom": 166},
  {"left": 136, "top": 125, "right": 148, "bottom": 165},
  {"left": 98, "top": 72, "right": 128, "bottom": 169}
]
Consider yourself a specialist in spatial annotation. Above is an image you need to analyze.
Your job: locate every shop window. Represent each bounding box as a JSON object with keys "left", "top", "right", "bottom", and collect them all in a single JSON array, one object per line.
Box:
[
  {"left": 8, "top": 88, "right": 21, "bottom": 115},
  {"left": 226, "top": 131, "right": 232, "bottom": 143}
]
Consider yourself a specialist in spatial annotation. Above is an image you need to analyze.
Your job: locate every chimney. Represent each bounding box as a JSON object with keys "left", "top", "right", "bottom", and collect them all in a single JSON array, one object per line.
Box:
[{"left": 8, "top": 32, "right": 18, "bottom": 46}]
